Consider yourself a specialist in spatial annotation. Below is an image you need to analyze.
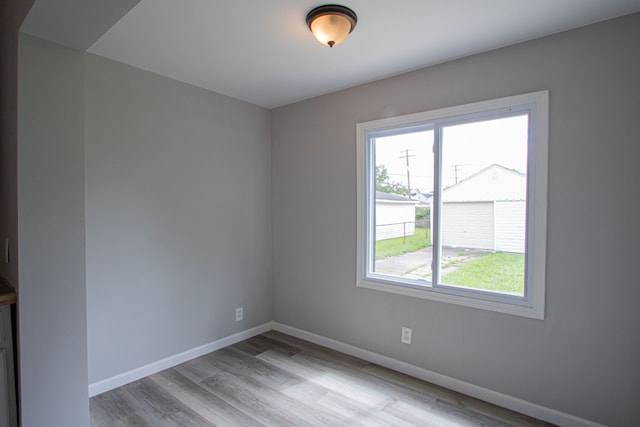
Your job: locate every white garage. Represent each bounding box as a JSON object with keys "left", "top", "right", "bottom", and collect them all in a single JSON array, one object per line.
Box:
[
  {"left": 439, "top": 164, "right": 526, "bottom": 253},
  {"left": 375, "top": 191, "right": 417, "bottom": 240}
]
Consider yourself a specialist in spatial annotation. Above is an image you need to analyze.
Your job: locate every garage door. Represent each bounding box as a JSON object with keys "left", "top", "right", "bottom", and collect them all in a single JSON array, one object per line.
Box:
[{"left": 441, "top": 202, "right": 494, "bottom": 250}]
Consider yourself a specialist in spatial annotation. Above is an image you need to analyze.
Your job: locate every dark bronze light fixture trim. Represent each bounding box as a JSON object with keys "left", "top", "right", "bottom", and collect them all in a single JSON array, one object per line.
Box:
[{"left": 306, "top": 4, "right": 358, "bottom": 48}]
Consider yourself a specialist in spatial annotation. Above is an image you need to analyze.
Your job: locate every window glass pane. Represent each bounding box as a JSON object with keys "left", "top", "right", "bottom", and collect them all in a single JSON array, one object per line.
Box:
[
  {"left": 438, "top": 115, "right": 528, "bottom": 296},
  {"left": 371, "top": 129, "right": 434, "bottom": 282},
  {"left": 358, "top": 91, "right": 547, "bottom": 318}
]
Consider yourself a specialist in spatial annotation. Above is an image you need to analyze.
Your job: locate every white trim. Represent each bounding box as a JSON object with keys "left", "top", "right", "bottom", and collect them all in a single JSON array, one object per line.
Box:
[
  {"left": 527, "top": 90, "right": 549, "bottom": 320},
  {"left": 356, "top": 91, "right": 548, "bottom": 320},
  {"left": 357, "top": 279, "right": 541, "bottom": 318},
  {"left": 88, "top": 322, "right": 273, "bottom": 397},
  {"left": 376, "top": 199, "right": 416, "bottom": 205},
  {"left": 271, "top": 322, "right": 604, "bottom": 427},
  {"left": 88, "top": 321, "right": 603, "bottom": 426}
]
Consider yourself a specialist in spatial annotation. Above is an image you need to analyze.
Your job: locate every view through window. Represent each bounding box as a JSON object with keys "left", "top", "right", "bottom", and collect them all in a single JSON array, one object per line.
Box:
[
  {"left": 372, "top": 116, "right": 528, "bottom": 296},
  {"left": 357, "top": 91, "right": 548, "bottom": 318}
]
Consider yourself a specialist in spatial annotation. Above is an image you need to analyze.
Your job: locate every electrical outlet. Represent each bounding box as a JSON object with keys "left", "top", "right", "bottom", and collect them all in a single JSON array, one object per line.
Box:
[
  {"left": 235, "top": 307, "right": 243, "bottom": 321},
  {"left": 401, "top": 327, "right": 412, "bottom": 345}
]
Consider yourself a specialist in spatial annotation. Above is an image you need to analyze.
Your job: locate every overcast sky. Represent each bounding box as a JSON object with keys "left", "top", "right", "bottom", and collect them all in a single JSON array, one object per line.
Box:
[{"left": 375, "top": 114, "right": 529, "bottom": 191}]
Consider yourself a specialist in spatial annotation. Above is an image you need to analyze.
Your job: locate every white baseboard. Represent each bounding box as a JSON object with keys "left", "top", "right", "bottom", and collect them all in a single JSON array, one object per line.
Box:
[
  {"left": 89, "top": 321, "right": 603, "bottom": 427},
  {"left": 88, "top": 322, "right": 273, "bottom": 397},
  {"left": 271, "top": 322, "right": 604, "bottom": 427}
]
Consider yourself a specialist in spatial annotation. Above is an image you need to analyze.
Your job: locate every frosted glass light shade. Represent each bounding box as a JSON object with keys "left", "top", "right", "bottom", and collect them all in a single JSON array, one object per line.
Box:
[{"left": 306, "top": 5, "right": 357, "bottom": 48}]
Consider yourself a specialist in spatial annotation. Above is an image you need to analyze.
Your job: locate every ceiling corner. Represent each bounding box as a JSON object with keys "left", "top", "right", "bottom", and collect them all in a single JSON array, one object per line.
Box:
[{"left": 20, "top": 0, "right": 142, "bottom": 50}]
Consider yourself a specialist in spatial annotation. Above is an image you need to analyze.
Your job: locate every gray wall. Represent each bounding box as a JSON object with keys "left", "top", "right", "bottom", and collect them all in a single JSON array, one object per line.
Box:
[
  {"left": 271, "top": 13, "right": 640, "bottom": 426},
  {"left": 1, "top": 0, "right": 34, "bottom": 288},
  {"left": 85, "top": 54, "right": 272, "bottom": 382},
  {"left": 18, "top": 34, "right": 89, "bottom": 427},
  {"left": 17, "top": 35, "right": 272, "bottom": 424}
]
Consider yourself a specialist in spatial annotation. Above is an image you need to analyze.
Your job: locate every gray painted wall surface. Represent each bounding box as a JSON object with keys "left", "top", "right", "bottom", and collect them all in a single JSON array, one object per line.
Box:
[
  {"left": 18, "top": 34, "right": 89, "bottom": 427},
  {"left": 271, "top": 13, "right": 640, "bottom": 426},
  {"left": 85, "top": 54, "right": 272, "bottom": 382},
  {"left": 1, "top": 0, "right": 34, "bottom": 288}
]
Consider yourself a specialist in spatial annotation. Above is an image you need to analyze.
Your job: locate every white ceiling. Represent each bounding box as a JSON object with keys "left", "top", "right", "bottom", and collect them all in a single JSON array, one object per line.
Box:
[{"left": 22, "top": 0, "right": 640, "bottom": 108}]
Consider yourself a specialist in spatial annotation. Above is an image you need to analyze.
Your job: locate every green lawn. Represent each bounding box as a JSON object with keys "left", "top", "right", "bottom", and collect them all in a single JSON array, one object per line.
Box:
[
  {"left": 442, "top": 252, "right": 524, "bottom": 294},
  {"left": 375, "top": 227, "right": 431, "bottom": 260}
]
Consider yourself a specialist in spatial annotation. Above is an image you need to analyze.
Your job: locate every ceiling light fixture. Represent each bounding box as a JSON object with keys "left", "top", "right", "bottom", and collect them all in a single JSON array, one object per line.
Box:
[{"left": 306, "top": 4, "right": 357, "bottom": 48}]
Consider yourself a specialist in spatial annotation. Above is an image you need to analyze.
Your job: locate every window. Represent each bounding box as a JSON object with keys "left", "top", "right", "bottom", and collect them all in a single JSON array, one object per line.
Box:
[{"left": 356, "top": 91, "right": 548, "bottom": 319}]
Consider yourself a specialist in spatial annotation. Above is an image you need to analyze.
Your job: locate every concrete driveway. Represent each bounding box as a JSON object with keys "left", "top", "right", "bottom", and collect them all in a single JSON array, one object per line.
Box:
[{"left": 375, "top": 246, "right": 490, "bottom": 280}]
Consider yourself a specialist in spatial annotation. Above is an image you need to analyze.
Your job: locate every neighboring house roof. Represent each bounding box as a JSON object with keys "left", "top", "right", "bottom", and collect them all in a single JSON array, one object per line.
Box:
[
  {"left": 411, "top": 191, "right": 432, "bottom": 204},
  {"left": 376, "top": 191, "right": 415, "bottom": 203},
  {"left": 442, "top": 164, "right": 526, "bottom": 202}
]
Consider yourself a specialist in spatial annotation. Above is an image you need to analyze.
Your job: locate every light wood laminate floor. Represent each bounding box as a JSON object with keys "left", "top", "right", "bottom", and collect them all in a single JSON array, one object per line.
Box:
[{"left": 91, "top": 331, "right": 555, "bottom": 426}]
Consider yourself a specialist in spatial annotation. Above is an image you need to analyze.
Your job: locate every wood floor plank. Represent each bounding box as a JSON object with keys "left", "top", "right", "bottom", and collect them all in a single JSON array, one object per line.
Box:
[
  {"left": 91, "top": 332, "right": 556, "bottom": 426},
  {"left": 175, "top": 361, "right": 315, "bottom": 426},
  {"left": 150, "top": 369, "right": 265, "bottom": 427},
  {"left": 316, "top": 391, "right": 417, "bottom": 427},
  {"left": 361, "top": 363, "right": 548, "bottom": 426},
  {"left": 381, "top": 398, "right": 462, "bottom": 427},
  {"left": 259, "top": 342, "right": 439, "bottom": 411},
  {"left": 119, "top": 378, "right": 214, "bottom": 427},
  {"left": 90, "top": 388, "right": 138, "bottom": 426}
]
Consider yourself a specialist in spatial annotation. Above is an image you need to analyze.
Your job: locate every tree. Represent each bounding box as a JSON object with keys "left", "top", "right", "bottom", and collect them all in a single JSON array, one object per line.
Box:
[{"left": 375, "top": 165, "right": 406, "bottom": 195}]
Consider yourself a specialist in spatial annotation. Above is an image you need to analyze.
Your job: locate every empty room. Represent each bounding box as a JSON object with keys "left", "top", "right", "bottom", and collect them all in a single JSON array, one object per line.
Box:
[{"left": 2, "top": 1, "right": 640, "bottom": 426}]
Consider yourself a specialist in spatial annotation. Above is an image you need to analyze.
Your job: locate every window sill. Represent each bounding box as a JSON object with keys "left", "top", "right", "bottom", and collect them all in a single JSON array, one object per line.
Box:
[{"left": 357, "top": 277, "right": 544, "bottom": 320}]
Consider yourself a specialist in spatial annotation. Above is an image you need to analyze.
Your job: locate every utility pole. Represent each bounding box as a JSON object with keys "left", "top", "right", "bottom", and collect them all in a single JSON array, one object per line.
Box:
[
  {"left": 451, "top": 164, "right": 467, "bottom": 184},
  {"left": 399, "top": 149, "right": 415, "bottom": 196}
]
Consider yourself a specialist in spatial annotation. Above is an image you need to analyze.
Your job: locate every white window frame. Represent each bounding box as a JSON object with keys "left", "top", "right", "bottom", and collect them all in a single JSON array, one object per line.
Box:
[{"left": 356, "top": 91, "right": 548, "bottom": 319}]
